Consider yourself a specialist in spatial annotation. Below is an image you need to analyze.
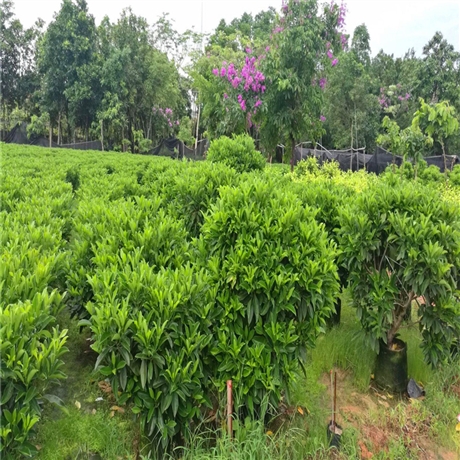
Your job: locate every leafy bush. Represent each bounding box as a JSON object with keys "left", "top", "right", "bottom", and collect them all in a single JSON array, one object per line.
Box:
[
  {"left": 163, "top": 162, "right": 239, "bottom": 237},
  {"left": 82, "top": 264, "right": 216, "bottom": 452},
  {"left": 338, "top": 181, "right": 460, "bottom": 366},
  {"left": 293, "top": 157, "right": 320, "bottom": 178},
  {"left": 198, "top": 177, "right": 339, "bottom": 414},
  {"left": 420, "top": 164, "right": 444, "bottom": 183},
  {"left": 67, "top": 196, "right": 189, "bottom": 319},
  {"left": 449, "top": 164, "right": 460, "bottom": 186},
  {"left": 206, "top": 134, "right": 266, "bottom": 173},
  {"left": 0, "top": 291, "right": 68, "bottom": 458}
]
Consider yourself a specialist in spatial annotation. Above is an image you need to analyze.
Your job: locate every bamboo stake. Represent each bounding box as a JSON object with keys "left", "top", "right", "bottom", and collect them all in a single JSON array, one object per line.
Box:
[{"left": 227, "top": 380, "right": 233, "bottom": 439}]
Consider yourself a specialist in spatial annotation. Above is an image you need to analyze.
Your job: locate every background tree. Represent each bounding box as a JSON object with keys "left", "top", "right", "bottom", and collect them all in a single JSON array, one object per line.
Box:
[
  {"left": 38, "top": 0, "right": 99, "bottom": 143},
  {"left": 324, "top": 24, "right": 379, "bottom": 151},
  {"left": 412, "top": 98, "right": 459, "bottom": 170},
  {"left": 0, "top": 1, "right": 43, "bottom": 128},
  {"left": 260, "top": 0, "right": 347, "bottom": 168}
]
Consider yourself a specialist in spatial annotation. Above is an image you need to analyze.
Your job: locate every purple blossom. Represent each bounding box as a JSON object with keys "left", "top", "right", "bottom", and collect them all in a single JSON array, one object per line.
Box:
[
  {"left": 212, "top": 68, "right": 219, "bottom": 76},
  {"left": 165, "top": 108, "right": 173, "bottom": 115},
  {"left": 320, "top": 115, "right": 326, "bottom": 122},
  {"left": 340, "top": 33, "right": 347, "bottom": 49},
  {"left": 337, "top": 2, "right": 347, "bottom": 29},
  {"left": 331, "top": 58, "right": 338, "bottom": 67},
  {"left": 254, "top": 99, "right": 262, "bottom": 108},
  {"left": 221, "top": 67, "right": 226, "bottom": 77},
  {"left": 223, "top": 93, "right": 228, "bottom": 99},
  {"left": 327, "top": 49, "right": 334, "bottom": 59},
  {"left": 245, "top": 47, "right": 252, "bottom": 54},
  {"left": 319, "top": 77, "right": 327, "bottom": 89},
  {"left": 398, "top": 96, "right": 403, "bottom": 101},
  {"left": 175, "top": 120, "right": 180, "bottom": 125},
  {"left": 232, "top": 77, "right": 242, "bottom": 88},
  {"left": 405, "top": 93, "right": 410, "bottom": 100},
  {"left": 265, "top": 46, "right": 270, "bottom": 52},
  {"left": 168, "top": 122, "right": 172, "bottom": 127},
  {"left": 240, "top": 99, "right": 246, "bottom": 111},
  {"left": 326, "top": 41, "right": 331, "bottom": 50}
]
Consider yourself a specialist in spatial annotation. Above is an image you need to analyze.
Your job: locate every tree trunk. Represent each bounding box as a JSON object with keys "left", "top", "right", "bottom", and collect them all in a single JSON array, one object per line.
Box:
[
  {"left": 387, "top": 292, "right": 415, "bottom": 345},
  {"left": 290, "top": 137, "right": 296, "bottom": 173},
  {"left": 49, "top": 122, "right": 53, "bottom": 147},
  {"left": 58, "top": 112, "right": 62, "bottom": 145},
  {"left": 441, "top": 140, "right": 447, "bottom": 174},
  {"left": 101, "top": 120, "right": 104, "bottom": 152},
  {"left": 350, "top": 122, "right": 353, "bottom": 170}
]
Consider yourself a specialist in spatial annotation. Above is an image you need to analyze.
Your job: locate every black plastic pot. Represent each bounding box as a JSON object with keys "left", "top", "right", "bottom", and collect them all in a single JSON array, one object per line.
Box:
[
  {"left": 326, "top": 298, "right": 341, "bottom": 328},
  {"left": 374, "top": 338, "right": 408, "bottom": 393},
  {"left": 326, "top": 421, "right": 342, "bottom": 449}
]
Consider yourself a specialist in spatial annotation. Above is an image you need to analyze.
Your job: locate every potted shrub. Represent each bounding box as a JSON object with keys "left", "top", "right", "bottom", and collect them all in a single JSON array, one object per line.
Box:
[
  {"left": 338, "top": 180, "right": 460, "bottom": 392},
  {"left": 198, "top": 177, "right": 340, "bottom": 416}
]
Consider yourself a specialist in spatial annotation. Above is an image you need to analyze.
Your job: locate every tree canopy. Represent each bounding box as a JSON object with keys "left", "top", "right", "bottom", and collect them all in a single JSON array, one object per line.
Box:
[{"left": 1, "top": 0, "right": 459, "bottom": 156}]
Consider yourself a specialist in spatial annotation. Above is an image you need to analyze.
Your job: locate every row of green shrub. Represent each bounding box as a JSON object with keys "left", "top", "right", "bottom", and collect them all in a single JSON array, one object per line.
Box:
[
  {"left": 2, "top": 143, "right": 460, "bottom": 457},
  {"left": 0, "top": 165, "right": 71, "bottom": 458}
]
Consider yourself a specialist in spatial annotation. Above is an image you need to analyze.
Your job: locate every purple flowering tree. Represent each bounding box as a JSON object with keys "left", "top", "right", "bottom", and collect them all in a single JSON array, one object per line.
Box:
[
  {"left": 378, "top": 84, "right": 411, "bottom": 116},
  {"left": 152, "top": 106, "right": 180, "bottom": 139},
  {"left": 207, "top": 51, "right": 267, "bottom": 135},
  {"left": 260, "top": 0, "right": 347, "bottom": 169}
]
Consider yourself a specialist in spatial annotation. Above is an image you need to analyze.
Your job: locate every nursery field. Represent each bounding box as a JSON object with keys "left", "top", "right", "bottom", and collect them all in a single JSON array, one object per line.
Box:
[{"left": 1, "top": 143, "right": 460, "bottom": 460}]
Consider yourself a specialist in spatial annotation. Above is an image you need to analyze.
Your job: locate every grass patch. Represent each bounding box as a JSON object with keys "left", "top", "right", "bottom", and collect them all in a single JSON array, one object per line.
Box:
[
  {"left": 33, "top": 298, "right": 459, "bottom": 460},
  {"left": 34, "top": 311, "right": 138, "bottom": 459}
]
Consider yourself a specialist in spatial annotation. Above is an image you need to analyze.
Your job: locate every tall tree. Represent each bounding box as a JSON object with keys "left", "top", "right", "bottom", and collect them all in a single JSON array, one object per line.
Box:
[
  {"left": 260, "top": 0, "right": 347, "bottom": 168},
  {"left": 418, "top": 32, "right": 460, "bottom": 106},
  {"left": 38, "top": 0, "right": 99, "bottom": 143},
  {"left": 351, "top": 24, "right": 370, "bottom": 67},
  {"left": 0, "top": 1, "right": 43, "bottom": 126},
  {"left": 324, "top": 50, "right": 379, "bottom": 151},
  {"left": 96, "top": 9, "right": 185, "bottom": 150}
]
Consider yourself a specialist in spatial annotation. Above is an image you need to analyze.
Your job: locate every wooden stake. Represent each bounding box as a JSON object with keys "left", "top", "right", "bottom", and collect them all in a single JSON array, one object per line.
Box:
[
  {"left": 330, "top": 370, "right": 334, "bottom": 427},
  {"left": 227, "top": 380, "right": 233, "bottom": 439},
  {"left": 333, "top": 371, "right": 337, "bottom": 427}
]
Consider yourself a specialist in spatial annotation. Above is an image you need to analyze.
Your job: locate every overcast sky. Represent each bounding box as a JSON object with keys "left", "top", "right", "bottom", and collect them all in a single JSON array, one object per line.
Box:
[{"left": 12, "top": 0, "right": 460, "bottom": 57}]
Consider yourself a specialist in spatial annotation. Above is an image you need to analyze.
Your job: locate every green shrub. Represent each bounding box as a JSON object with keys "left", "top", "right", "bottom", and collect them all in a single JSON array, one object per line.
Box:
[
  {"left": 67, "top": 196, "right": 189, "bottom": 319},
  {"left": 82, "top": 262, "right": 216, "bottom": 453},
  {"left": 289, "top": 180, "right": 353, "bottom": 288},
  {"left": 338, "top": 181, "right": 460, "bottom": 366},
  {"left": 293, "top": 157, "right": 320, "bottom": 178},
  {"left": 420, "top": 164, "right": 444, "bottom": 183},
  {"left": 449, "top": 164, "right": 460, "bottom": 186},
  {"left": 0, "top": 291, "right": 68, "bottom": 458},
  {"left": 198, "top": 177, "right": 339, "bottom": 415},
  {"left": 206, "top": 134, "right": 265, "bottom": 173},
  {"left": 163, "top": 162, "right": 239, "bottom": 237}
]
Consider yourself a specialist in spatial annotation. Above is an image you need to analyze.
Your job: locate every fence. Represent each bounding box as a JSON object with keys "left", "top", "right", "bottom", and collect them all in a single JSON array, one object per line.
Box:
[{"left": 293, "top": 145, "right": 459, "bottom": 174}]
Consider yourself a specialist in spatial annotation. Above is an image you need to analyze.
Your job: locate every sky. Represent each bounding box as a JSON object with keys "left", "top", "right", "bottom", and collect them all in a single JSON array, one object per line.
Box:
[{"left": 12, "top": 0, "right": 460, "bottom": 58}]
